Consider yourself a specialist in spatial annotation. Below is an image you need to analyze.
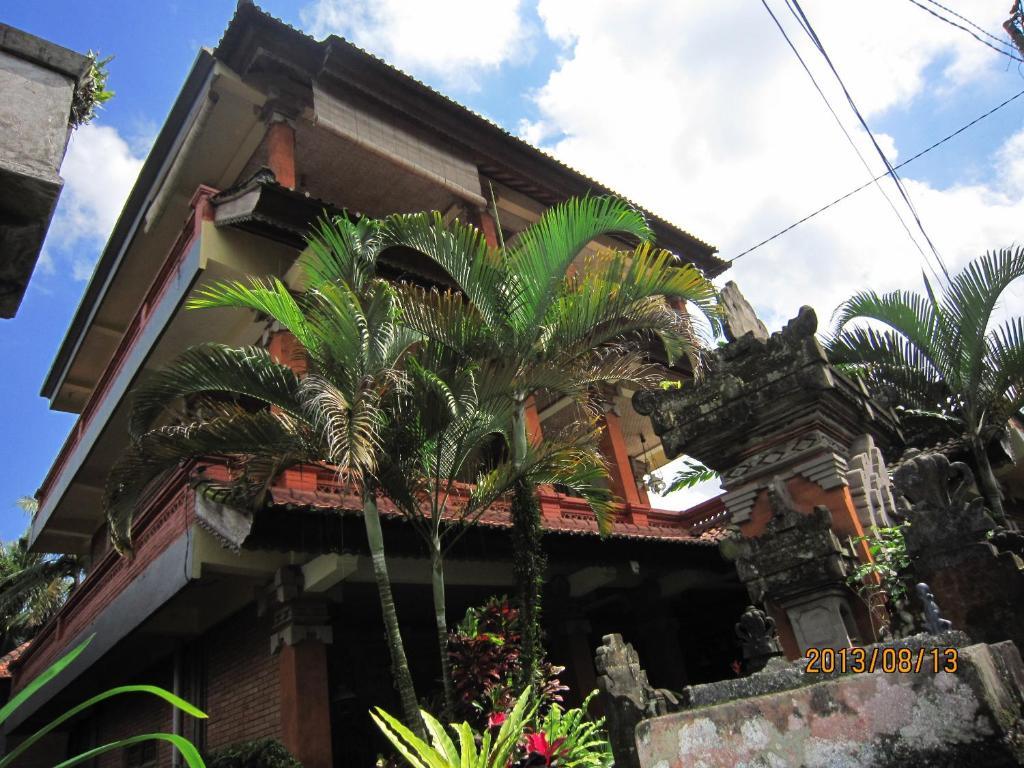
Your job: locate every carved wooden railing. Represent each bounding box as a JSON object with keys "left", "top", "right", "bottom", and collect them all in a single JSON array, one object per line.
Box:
[
  {"left": 13, "top": 467, "right": 196, "bottom": 690},
  {"left": 35, "top": 187, "right": 217, "bottom": 511}
]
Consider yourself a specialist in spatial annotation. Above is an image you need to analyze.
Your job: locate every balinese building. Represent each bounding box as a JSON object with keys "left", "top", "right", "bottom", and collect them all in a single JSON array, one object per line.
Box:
[{"left": 6, "top": 5, "right": 747, "bottom": 767}]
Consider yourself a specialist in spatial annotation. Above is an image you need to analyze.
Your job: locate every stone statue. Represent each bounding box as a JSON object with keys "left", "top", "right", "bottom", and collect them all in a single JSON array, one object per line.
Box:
[{"left": 734, "top": 605, "right": 783, "bottom": 673}]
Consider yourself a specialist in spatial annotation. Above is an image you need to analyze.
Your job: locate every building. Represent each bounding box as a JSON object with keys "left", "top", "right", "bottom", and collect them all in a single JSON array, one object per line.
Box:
[
  {"left": 0, "top": 23, "right": 92, "bottom": 318},
  {"left": 7, "top": 6, "right": 745, "bottom": 767}
]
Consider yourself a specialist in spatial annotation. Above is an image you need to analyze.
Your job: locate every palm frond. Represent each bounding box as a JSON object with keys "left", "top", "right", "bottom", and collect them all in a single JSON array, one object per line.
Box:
[
  {"left": 300, "top": 213, "right": 381, "bottom": 292},
  {"left": 383, "top": 211, "right": 507, "bottom": 326},
  {"left": 505, "top": 196, "right": 653, "bottom": 333},
  {"left": 129, "top": 344, "right": 302, "bottom": 437}
]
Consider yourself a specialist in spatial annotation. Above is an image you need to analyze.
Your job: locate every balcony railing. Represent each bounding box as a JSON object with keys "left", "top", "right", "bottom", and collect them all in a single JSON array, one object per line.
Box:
[
  {"left": 13, "top": 466, "right": 196, "bottom": 691},
  {"left": 35, "top": 187, "right": 217, "bottom": 514}
]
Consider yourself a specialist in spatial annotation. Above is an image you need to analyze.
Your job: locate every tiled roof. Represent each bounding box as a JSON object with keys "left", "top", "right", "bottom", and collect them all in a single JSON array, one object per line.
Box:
[
  {"left": 267, "top": 484, "right": 726, "bottom": 546},
  {"left": 213, "top": 3, "right": 723, "bottom": 271}
]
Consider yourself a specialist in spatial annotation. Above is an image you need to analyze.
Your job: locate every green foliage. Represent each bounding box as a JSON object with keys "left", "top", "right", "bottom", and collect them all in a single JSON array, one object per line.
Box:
[
  {"left": 447, "top": 597, "right": 565, "bottom": 729},
  {"left": 0, "top": 635, "right": 206, "bottom": 768},
  {"left": 372, "top": 689, "right": 533, "bottom": 768},
  {"left": 70, "top": 52, "right": 114, "bottom": 128},
  {"left": 205, "top": 739, "right": 302, "bottom": 768},
  {"left": 531, "top": 692, "right": 613, "bottom": 768},
  {"left": 666, "top": 459, "right": 718, "bottom": 493},
  {"left": 828, "top": 248, "right": 1024, "bottom": 520},
  {"left": 0, "top": 523, "right": 78, "bottom": 653},
  {"left": 847, "top": 524, "right": 911, "bottom": 601}
]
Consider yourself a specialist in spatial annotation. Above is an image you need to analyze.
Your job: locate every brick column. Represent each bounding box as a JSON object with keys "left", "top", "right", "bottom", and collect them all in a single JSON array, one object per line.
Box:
[
  {"left": 267, "top": 325, "right": 307, "bottom": 375},
  {"left": 266, "top": 115, "right": 296, "bottom": 190},
  {"left": 599, "top": 407, "right": 647, "bottom": 515},
  {"left": 265, "top": 568, "right": 333, "bottom": 768}
]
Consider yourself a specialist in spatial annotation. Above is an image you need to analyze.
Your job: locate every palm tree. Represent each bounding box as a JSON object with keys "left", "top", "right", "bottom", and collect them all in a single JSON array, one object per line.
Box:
[
  {"left": 829, "top": 248, "right": 1024, "bottom": 523},
  {"left": 383, "top": 196, "right": 721, "bottom": 687},
  {"left": 374, "top": 345, "right": 612, "bottom": 718},
  {"left": 104, "top": 215, "right": 425, "bottom": 732}
]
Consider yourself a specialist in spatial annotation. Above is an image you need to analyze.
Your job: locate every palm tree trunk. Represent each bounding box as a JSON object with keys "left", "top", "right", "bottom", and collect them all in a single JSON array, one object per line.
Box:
[
  {"left": 362, "top": 492, "right": 424, "bottom": 736},
  {"left": 430, "top": 536, "right": 455, "bottom": 721},
  {"left": 510, "top": 400, "right": 546, "bottom": 695},
  {"left": 971, "top": 436, "right": 1007, "bottom": 524}
]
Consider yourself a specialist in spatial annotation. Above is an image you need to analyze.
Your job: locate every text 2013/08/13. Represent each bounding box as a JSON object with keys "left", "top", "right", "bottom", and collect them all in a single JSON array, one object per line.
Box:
[{"left": 803, "top": 646, "right": 958, "bottom": 674}]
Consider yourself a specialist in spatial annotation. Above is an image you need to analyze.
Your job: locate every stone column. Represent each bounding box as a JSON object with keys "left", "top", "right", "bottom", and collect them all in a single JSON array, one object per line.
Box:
[
  {"left": 264, "top": 567, "right": 334, "bottom": 768},
  {"left": 633, "top": 301, "right": 903, "bottom": 655}
]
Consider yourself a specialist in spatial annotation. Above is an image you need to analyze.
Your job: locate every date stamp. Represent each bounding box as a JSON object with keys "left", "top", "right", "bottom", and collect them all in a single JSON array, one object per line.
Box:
[{"left": 804, "top": 647, "right": 958, "bottom": 674}]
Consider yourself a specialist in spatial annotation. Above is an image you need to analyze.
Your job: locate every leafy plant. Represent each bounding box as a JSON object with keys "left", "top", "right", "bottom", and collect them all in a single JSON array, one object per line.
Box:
[
  {"left": 448, "top": 597, "right": 565, "bottom": 729},
  {"left": 373, "top": 688, "right": 534, "bottom": 768},
  {"left": 531, "top": 692, "right": 613, "bottom": 768},
  {"left": 385, "top": 196, "right": 722, "bottom": 690},
  {"left": 205, "top": 738, "right": 301, "bottom": 768},
  {"left": 0, "top": 635, "right": 206, "bottom": 767},
  {"left": 70, "top": 52, "right": 114, "bottom": 128},
  {"left": 666, "top": 458, "right": 718, "bottom": 493},
  {"left": 847, "top": 524, "right": 916, "bottom": 639},
  {"left": 828, "top": 248, "right": 1024, "bottom": 522}
]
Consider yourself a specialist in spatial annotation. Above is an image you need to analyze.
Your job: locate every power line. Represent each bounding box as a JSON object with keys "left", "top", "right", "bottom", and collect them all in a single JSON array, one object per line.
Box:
[
  {"left": 729, "top": 86, "right": 1024, "bottom": 263},
  {"left": 759, "top": 0, "right": 935, "bottom": 267},
  {"left": 923, "top": 0, "right": 1014, "bottom": 47},
  {"left": 908, "top": 0, "right": 1023, "bottom": 63},
  {"left": 786, "top": 0, "right": 949, "bottom": 277},
  {"left": 761, "top": 0, "right": 937, "bottom": 270}
]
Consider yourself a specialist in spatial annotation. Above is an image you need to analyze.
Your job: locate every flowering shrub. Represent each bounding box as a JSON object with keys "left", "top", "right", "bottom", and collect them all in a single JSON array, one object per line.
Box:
[
  {"left": 373, "top": 689, "right": 612, "bottom": 768},
  {"left": 448, "top": 597, "right": 566, "bottom": 728}
]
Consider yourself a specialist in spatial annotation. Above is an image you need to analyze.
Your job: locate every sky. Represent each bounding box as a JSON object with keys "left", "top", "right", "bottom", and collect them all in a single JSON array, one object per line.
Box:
[{"left": 3, "top": 0, "right": 1024, "bottom": 541}]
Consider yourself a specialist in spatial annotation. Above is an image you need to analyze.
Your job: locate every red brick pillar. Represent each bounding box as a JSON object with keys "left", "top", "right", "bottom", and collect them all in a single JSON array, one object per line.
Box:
[
  {"left": 599, "top": 408, "right": 648, "bottom": 514},
  {"left": 279, "top": 641, "right": 333, "bottom": 768},
  {"left": 267, "top": 116, "right": 296, "bottom": 190},
  {"left": 267, "top": 568, "right": 333, "bottom": 768},
  {"left": 267, "top": 328, "right": 308, "bottom": 376}
]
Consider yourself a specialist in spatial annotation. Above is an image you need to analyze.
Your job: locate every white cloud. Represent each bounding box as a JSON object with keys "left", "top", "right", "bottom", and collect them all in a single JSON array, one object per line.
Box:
[
  {"left": 527, "top": 0, "right": 1024, "bottom": 331},
  {"left": 42, "top": 123, "right": 144, "bottom": 281},
  {"left": 300, "top": 0, "right": 531, "bottom": 89}
]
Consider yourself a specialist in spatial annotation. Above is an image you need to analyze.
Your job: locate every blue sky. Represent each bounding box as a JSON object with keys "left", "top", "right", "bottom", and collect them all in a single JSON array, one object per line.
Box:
[{"left": 3, "top": 0, "right": 1024, "bottom": 541}]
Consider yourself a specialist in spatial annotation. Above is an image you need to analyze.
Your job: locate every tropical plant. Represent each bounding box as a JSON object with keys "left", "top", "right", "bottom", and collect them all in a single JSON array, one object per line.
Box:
[
  {"left": 446, "top": 597, "right": 565, "bottom": 728},
  {"left": 0, "top": 528, "right": 79, "bottom": 654},
  {"left": 205, "top": 738, "right": 301, "bottom": 768},
  {"left": 847, "top": 524, "right": 916, "bottom": 640},
  {"left": 375, "top": 347, "right": 609, "bottom": 719},
  {"left": 372, "top": 688, "right": 533, "bottom": 768},
  {"left": 665, "top": 458, "right": 718, "bottom": 493},
  {"left": 103, "top": 215, "right": 424, "bottom": 733},
  {"left": 530, "top": 691, "right": 613, "bottom": 768},
  {"left": 383, "top": 196, "right": 721, "bottom": 688},
  {"left": 829, "top": 248, "right": 1024, "bottom": 523},
  {"left": 0, "top": 635, "right": 206, "bottom": 768},
  {"left": 70, "top": 52, "right": 114, "bottom": 128}
]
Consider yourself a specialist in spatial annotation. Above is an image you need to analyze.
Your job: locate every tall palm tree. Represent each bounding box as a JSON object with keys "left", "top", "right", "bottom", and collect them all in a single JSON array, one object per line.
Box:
[
  {"left": 104, "top": 216, "right": 425, "bottom": 732},
  {"left": 374, "top": 344, "right": 612, "bottom": 718},
  {"left": 383, "top": 196, "right": 721, "bottom": 687},
  {"left": 829, "top": 248, "right": 1024, "bottom": 522}
]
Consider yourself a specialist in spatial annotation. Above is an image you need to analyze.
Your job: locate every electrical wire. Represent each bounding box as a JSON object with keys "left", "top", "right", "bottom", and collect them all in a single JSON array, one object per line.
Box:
[
  {"left": 923, "top": 0, "right": 1014, "bottom": 46},
  {"left": 908, "top": 0, "right": 1023, "bottom": 62},
  {"left": 729, "top": 86, "right": 1024, "bottom": 263},
  {"left": 786, "top": 0, "right": 949, "bottom": 277},
  {"left": 760, "top": 0, "right": 935, "bottom": 266}
]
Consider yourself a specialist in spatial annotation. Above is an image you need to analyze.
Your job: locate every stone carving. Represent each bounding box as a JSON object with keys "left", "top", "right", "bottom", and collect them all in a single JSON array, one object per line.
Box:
[
  {"left": 594, "top": 634, "right": 680, "bottom": 768},
  {"left": 916, "top": 582, "right": 953, "bottom": 634},
  {"left": 632, "top": 305, "right": 901, "bottom": 525},
  {"left": 261, "top": 566, "right": 333, "bottom": 652},
  {"left": 846, "top": 434, "right": 898, "bottom": 528},
  {"left": 720, "top": 280, "right": 768, "bottom": 342},
  {"left": 721, "top": 478, "right": 861, "bottom": 653},
  {"left": 734, "top": 605, "right": 783, "bottom": 673},
  {"left": 894, "top": 451, "right": 1024, "bottom": 651}
]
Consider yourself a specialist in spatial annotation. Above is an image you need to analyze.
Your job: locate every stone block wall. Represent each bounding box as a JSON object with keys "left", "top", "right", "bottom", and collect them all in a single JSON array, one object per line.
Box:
[{"left": 632, "top": 638, "right": 1024, "bottom": 767}]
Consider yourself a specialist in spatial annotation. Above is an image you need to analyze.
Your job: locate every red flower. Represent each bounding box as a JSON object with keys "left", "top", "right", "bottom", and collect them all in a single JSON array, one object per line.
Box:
[
  {"left": 488, "top": 712, "right": 507, "bottom": 729},
  {"left": 523, "top": 733, "right": 566, "bottom": 765}
]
